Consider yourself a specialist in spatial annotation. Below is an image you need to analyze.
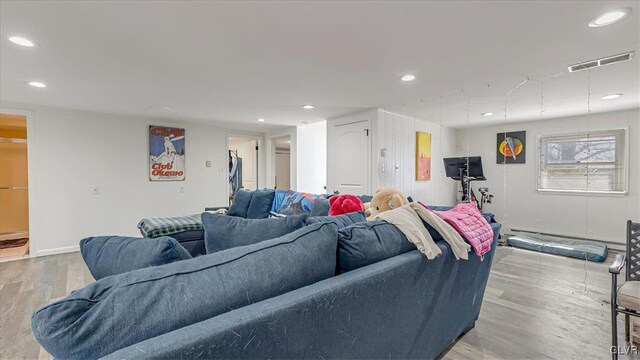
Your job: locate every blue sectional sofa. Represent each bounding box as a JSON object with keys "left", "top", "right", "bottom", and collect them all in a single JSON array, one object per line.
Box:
[
  {"left": 34, "top": 207, "right": 501, "bottom": 359},
  {"left": 104, "top": 231, "right": 499, "bottom": 360}
]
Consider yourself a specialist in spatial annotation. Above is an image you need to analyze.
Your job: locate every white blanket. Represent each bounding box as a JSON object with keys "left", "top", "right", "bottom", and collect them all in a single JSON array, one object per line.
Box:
[{"left": 373, "top": 203, "right": 470, "bottom": 260}]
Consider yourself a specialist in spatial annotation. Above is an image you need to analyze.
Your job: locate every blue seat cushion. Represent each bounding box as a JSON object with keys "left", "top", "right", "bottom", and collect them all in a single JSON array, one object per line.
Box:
[
  {"left": 306, "top": 211, "right": 366, "bottom": 229},
  {"left": 32, "top": 223, "right": 339, "bottom": 360},
  {"left": 202, "top": 212, "right": 308, "bottom": 253},
  {"left": 338, "top": 221, "right": 414, "bottom": 273},
  {"left": 246, "top": 189, "right": 275, "bottom": 219},
  {"left": 79, "top": 236, "right": 192, "bottom": 280},
  {"left": 309, "top": 197, "right": 331, "bottom": 216},
  {"left": 227, "top": 189, "right": 253, "bottom": 218}
]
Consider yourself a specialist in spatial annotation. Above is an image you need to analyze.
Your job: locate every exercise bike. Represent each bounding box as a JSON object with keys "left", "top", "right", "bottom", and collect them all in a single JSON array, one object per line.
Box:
[{"left": 443, "top": 156, "right": 493, "bottom": 212}]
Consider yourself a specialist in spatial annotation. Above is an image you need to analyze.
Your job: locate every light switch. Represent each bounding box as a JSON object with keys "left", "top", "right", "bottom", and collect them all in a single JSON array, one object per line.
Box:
[{"left": 205, "top": 160, "right": 212, "bottom": 167}]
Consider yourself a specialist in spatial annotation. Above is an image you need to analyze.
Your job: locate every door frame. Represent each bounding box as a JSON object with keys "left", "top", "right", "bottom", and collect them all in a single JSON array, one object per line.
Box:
[
  {"left": 0, "top": 106, "right": 36, "bottom": 258},
  {"left": 327, "top": 112, "right": 372, "bottom": 194},
  {"left": 268, "top": 131, "right": 296, "bottom": 190},
  {"left": 226, "top": 133, "right": 263, "bottom": 194},
  {"left": 272, "top": 134, "right": 292, "bottom": 190}
]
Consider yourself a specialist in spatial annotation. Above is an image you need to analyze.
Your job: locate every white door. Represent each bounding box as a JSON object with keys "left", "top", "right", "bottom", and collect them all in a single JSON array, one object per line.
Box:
[
  {"left": 328, "top": 120, "right": 370, "bottom": 195},
  {"left": 230, "top": 138, "right": 258, "bottom": 190},
  {"left": 275, "top": 153, "right": 290, "bottom": 189}
]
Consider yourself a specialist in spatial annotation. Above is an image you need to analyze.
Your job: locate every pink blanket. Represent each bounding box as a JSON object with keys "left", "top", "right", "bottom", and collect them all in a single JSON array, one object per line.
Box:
[{"left": 421, "top": 202, "right": 494, "bottom": 256}]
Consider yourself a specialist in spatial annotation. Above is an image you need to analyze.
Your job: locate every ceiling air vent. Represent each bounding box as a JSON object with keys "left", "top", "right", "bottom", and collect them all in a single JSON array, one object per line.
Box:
[{"left": 568, "top": 52, "right": 634, "bottom": 72}]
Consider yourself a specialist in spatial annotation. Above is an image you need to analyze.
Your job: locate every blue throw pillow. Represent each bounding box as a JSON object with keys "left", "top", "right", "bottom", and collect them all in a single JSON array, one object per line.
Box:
[
  {"left": 338, "top": 221, "right": 415, "bottom": 273},
  {"left": 246, "top": 189, "right": 275, "bottom": 219},
  {"left": 309, "top": 197, "right": 331, "bottom": 216},
  {"left": 33, "top": 223, "right": 339, "bottom": 360},
  {"left": 202, "top": 212, "right": 308, "bottom": 253},
  {"left": 79, "top": 236, "right": 192, "bottom": 280},
  {"left": 306, "top": 211, "right": 366, "bottom": 229},
  {"left": 227, "top": 190, "right": 253, "bottom": 218}
]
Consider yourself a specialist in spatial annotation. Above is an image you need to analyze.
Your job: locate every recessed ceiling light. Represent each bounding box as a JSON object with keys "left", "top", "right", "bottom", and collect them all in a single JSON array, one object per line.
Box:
[
  {"left": 8, "top": 36, "right": 35, "bottom": 47},
  {"left": 481, "top": 112, "right": 494, "bottom": 116},
  {"left": 302, "top": 104, "right": 315, "bottom": 109},
  {"left": 589, "top": 8, "right": 631, "bottom": 27},
  {"left": 257, "top": 118, "right": 265, "bottom": 122},
  {"left": 401, "top": 74, "right": 416, "bottom": 82},
  {"left": 28, "top": 81, "right": 46, "bottom": 88},
  {"left": 601, "top": 93, "right": 622, "bottom": 100}
]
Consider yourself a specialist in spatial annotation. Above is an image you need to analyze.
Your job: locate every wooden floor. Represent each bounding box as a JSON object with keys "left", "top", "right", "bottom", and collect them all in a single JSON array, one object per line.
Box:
[{"left": 0, "top": 247, "right": 636, "bottom": 359}]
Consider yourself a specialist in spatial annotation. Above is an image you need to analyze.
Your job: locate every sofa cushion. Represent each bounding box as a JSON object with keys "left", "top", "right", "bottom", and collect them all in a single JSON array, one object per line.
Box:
[
  {"left": 307, "top": 211, "right": 367, "bottom": 229},
  {"left": 246, "top": 189, "right": 276, "bottom": 219},
  {"left": 32, "top": 223, "right": 339, "bottom": 360},
  {"left": 202, "top": 212, "right": 308, "bottom": 253},
  {"left": 227, "top": 189, "right": 253, "bottom": 218},
  {"left": 137, "top": 214, "right": 202, "bottom": 238},
  {"left": 79, "top": 236, "right": 192, "bottom": 280},
  {"left": 310, "top": 197, "right": 331, "bottom": 216},
  {"left": 338, "top": 221, "right": 414, "bottom": 273}
]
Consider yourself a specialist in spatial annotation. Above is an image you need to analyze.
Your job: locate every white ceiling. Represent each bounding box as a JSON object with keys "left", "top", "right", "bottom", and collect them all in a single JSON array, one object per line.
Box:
[{"left": 1, "top": 1, "right": 638, "bottom": 129}]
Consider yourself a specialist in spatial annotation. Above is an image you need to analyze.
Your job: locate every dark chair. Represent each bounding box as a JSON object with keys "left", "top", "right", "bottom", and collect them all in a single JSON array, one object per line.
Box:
[{"left": 610, "top": 220, "right": 640, "bottom": 359}]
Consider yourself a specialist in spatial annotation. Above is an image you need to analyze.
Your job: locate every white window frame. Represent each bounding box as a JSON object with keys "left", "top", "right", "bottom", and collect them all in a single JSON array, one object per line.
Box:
[{"left": 537, "top": 128, "right": 629, "bottom": 196}]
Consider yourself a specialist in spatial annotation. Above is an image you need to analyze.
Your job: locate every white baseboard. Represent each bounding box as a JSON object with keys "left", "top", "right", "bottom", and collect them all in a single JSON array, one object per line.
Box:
[{"left": 34, "top": 245, "right": 79, "bottom": 257}]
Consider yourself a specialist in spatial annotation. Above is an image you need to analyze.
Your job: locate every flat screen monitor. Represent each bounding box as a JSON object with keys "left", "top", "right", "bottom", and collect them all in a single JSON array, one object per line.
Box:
[{"left": 443, "top": 156, "right": 485, "bottom": 179}]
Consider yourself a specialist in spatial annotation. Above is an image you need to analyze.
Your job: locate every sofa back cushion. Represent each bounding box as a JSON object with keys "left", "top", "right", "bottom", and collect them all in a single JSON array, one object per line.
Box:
[
  {"left": 246, "top": 189, "right": 276, "bottom": 219},
  {"left": 202, "top": 212, "right": 308, "bottom": 254},
  {"left": 338, "top": 221, "right": 415, "bottom": 273},
  {"left": 306, "top": 211, "right": 367, "bottom": 229},
  {"left": 226, "top": 189, "right": 253, "bottom": 217},
  {"left": 32, "top": 223, "right": 339, "bottom": 360},
  {"left": 80, "top": 236, "right": 192, "bottom": 280},
  {"left": 309, "top": 197, "right": 331, "bottom": 216}
]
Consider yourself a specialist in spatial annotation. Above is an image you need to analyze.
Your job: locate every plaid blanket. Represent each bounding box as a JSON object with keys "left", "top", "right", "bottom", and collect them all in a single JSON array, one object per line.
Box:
[{"left": 137, "top": 214, "right": 203, "bottom": 238}]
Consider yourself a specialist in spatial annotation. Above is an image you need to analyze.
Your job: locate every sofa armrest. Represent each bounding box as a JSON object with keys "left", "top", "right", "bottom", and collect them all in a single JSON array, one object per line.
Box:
[
  {"left": 205, "top": 206, "right": 229, "bottom": 212},
  {"left": 609, "top": 253, "right": 625, "bottom": 274}
]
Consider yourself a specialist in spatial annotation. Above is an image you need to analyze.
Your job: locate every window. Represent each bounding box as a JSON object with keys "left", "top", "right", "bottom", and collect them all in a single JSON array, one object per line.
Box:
[{"left": 538, "top": 129, "right": 627, "bottom": 193}]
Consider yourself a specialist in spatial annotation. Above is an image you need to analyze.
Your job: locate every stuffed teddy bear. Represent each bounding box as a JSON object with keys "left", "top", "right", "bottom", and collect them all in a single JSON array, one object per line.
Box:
[
  {"left": 328, "top": 194, "right": 365, "bottom": 216},
  {"left": 366, "top": 188, "right": 409, "bottom": 218}
]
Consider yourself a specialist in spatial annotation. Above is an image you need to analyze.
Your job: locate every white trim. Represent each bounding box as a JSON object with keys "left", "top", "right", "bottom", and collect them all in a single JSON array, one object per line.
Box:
[
  {"left": 34, "top": 245, "right": 80, "bottom": 257},
  {"left": 0, "top": 107, "right": 37, "bottom": 258},
  {"left": 538, "top": 189, "right": 628, "bottom": 197}
]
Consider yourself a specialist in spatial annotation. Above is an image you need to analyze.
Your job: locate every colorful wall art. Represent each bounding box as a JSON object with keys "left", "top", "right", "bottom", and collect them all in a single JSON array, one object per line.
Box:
[
  {"left": 497, "top": 130, "right": 526, "bottom": 164},
  {"left": 149, "top": 125, "right": 186, "bottom": 181},
  {"left": 416, "top": 131, "right": 432, "bottom": 180}
]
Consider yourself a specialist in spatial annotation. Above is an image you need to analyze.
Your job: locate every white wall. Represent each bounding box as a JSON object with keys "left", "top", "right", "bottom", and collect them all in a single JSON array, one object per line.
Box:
[
  {"left": 1, "top": 101, "right": 265, "bottom": 256},
  {"left": 326, "top": 108, "right": 458, "bottom": 204},
  {"left": 296, "top": 121, "right": 327, "bottom": 194},
  {"left": 456, "top": 109, "right": 639, "bottom": 246},
  {"left": 374, "top": 110, "right": 458, "bottom": 205}
]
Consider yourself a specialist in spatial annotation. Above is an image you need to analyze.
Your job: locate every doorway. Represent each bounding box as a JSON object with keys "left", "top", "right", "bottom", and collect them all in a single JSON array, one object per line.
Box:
[
  {"left": 274, "top": 135, "right": 291, "bottom": 189},
  {"left": 228, "top": 136, "right": 258, "bottom": 203},
  {"left": 0, "top": 113, "right": 29, "bottom": 262}
]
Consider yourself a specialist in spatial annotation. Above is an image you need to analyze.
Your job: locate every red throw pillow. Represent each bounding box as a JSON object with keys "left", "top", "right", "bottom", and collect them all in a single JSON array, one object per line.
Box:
[{"left": 328, "top": 194, "right": 365, "bottom": 216}]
